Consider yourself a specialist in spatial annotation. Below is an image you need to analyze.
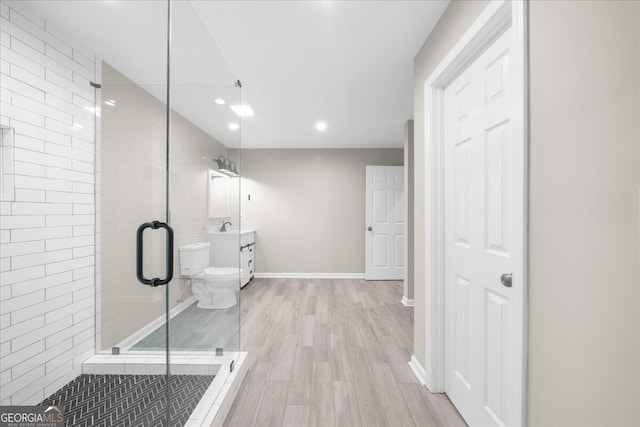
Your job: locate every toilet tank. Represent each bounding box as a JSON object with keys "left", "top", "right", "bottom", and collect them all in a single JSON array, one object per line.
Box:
[{"left": 178, "top": 242, "right": 210, "bottom": 276}]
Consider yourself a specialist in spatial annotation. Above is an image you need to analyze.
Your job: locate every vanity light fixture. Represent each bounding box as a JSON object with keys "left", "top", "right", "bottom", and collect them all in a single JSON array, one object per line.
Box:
[
  {"left": 215, "top": 98, "right": 226, "bottom": 105},
  {"left": 214, "top": 155, "right": 239, "bottom": 177},
  {"left": 315, "top": 121, "right": 327, "bottom": 131},
  {"left": 230, "top": 104, "right": 254, "bottom": 117}
]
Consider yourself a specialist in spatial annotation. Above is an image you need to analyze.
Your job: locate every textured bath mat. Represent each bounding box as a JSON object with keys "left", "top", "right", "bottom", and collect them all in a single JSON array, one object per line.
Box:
[{"left": 39, "top": 374, "right": 214, "bottom": 427}]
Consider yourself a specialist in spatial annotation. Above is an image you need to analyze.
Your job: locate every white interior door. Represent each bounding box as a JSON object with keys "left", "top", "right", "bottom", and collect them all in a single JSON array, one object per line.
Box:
[
  {"left": 365, "top": 165, "right": 404, "bottom": 280},
  {"left": 443, "top": 27, "right": 520, "bottom": 426}
]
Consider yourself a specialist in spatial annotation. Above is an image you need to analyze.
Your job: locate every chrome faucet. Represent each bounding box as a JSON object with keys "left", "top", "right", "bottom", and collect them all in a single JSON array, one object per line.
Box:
[{"left": 220, "top": 220, "right": 232, "bottom": 232}]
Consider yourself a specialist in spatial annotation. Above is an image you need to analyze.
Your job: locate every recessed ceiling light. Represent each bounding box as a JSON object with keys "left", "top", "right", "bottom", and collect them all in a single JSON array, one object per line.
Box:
[
  {"left": 105, "top": 99, "right": 116, "bottom": 107},
  {"left": 229, "top": 123, "right": 239, "bottom": 130},
  {"left": 315, "top": 121, "right": 327, "bottom": 131},
  {"left": 214, "top": 98, "right": 226, "bottom": 105},
  {"left": 230, "top": 105, "right": 254, "bottom": 117}
]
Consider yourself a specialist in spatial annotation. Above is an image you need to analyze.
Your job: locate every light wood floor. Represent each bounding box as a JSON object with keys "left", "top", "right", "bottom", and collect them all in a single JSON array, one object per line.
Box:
[{"left": 224, "top": 278, "right": 466, "bottom": 427}]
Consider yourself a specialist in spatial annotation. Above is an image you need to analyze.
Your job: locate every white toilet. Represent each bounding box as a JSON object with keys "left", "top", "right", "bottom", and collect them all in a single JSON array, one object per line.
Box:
[{"left": 178, "top": 242, "right": 241, "bottom": 309}]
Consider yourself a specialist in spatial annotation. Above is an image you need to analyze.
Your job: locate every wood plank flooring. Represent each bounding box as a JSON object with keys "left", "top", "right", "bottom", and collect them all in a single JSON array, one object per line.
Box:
[{"left": 224, "top": 278, "right": 466, "bottom": 427}]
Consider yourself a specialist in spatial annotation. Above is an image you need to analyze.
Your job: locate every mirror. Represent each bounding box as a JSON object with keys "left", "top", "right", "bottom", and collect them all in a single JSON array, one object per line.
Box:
[{"left": 208, "top": 169, "right": 231, "bottom": 219}]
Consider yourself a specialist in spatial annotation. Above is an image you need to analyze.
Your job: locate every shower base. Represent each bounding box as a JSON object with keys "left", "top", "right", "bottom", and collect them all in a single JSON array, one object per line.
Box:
[{"left": 39, "top": 374, "right": 214, "bottom": 427}]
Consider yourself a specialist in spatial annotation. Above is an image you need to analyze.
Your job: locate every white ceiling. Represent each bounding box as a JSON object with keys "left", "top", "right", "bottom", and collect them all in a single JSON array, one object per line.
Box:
[{"left": 19, "top": 1, "right": 449, "bottom": 149}]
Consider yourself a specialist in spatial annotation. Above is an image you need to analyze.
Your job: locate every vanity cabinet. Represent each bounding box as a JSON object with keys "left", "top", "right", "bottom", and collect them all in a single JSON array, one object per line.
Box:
[{"left": 209, "top": 229, "right": 255, "bottom": 288}]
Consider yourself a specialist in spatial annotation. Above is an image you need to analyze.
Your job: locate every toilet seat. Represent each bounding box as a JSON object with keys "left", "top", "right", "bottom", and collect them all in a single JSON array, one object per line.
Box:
[{"left": 197, "top": 266, "right": 241, "bottom": 280}]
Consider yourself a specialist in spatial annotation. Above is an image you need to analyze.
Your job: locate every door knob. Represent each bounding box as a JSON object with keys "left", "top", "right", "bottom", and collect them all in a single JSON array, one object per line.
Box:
[
  {"left": 367, "top": 226, "right": 372, "bottom": 231},
  {"left": 500, "top": 273, "right": 512, "bottom": 288}
]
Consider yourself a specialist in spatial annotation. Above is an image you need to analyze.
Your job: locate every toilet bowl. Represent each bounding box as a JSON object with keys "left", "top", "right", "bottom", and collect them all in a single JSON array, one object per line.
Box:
[{"left": 179, "top": 243, "right": 241, "bottom": 309}]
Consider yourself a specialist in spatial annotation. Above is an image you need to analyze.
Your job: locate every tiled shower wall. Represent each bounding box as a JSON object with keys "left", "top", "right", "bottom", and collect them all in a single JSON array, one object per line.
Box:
[{"left": 0, "top": 2, "right": 97, "bottom": 405}]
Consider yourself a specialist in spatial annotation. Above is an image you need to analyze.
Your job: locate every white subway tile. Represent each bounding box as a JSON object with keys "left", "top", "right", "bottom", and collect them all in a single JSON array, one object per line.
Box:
[
  {"left": 45, "top": 191, "right": 93, "bottom": 205},
  {"left": 44, "top": 117, "right": 91, "bottom": 142},
  {"left": 11, "top": 248, "right": 72, "bottom": 270},
  {"left": 72, "top": 245, "right": 93, "bottom": 259},
  {"left": 0, "top": 201, "right": 10, "bottom": 215},
  {"left": 45, "top": 140, "right": 93, "bottom": 163},
  {"left": 11, "top": 120, "right": 45, "bottom": 141},
  {"left": 14, "top": 147, "right": 71, "bottom": 169},
  {"left": 45, "top": 214, "right": 93, "bottom": 228},
  {"left": 71, "top": 138, "right": 93, "bottom": 153},
  {"left": 45, "top": 44, "right": 93, "bottom": 83},
  {"left": 72, "top": 204, "right": 93, "bottom": 215},
  {"left": 12, "top": 92, "right": 72, "bottom": 124},
  {"left": 0, "top": 364, "right": 45, "bottom": 398},
  {"left": 0, "top": 240, "right": 44, "bottom": 258},
  {"left": 0, "top": 264, "right": 44, "bottom": 285},
  {"left": 0, "top": 86, "right": 10, "bottom": 104},
  {"left": 0, "top": 341, "right": 9, "bottom": 359},
  {"left": 45, "top": 254, "right": 93, "bottom": 276},
  {"left": 45, "top": 67, "right": 91, "bottom": 101},
  {"left": 1, "top": 100, "right": 44, "bottom": 127},
  {"left": 14, "top": 175, "right": 72, "bottom": 192},
  {"left": 0, "top": 289, "right": 44, "bottom": 315},
  {"left": 1, "top": 314, "right": 44, "bottom": 345},
  {"left": 13, "top": 135, "right": 45, "bottom": 152},
  {"left": 0, "top": 2, "right": 8, "bottom": 19},
  {"left": 12, "top": 202, "right": 71, "bottom": 216},
  {"left": 10, "top": 62, "right": 72, "bottom": 102},
  {"left": 0, "top": 73, "right": 45, "bottom": 103},
  {"left": 45, "top": 317, "right": 91, "bottom": 349},
  {"left": 72, "top": 265, "right": 93, "bottom": 280},
  {"left": 11, "top": 293, "right": 71, "bottom": 325},
  {"left": 0, "top": 369, "right": 10, "bottom": 388},
  {"left": 73, "top": 325, "right": 93, "bottom": 346},
  {"left": 13, "top": 161, "right": 45, "bottom": 177},
  {"left": 72, "top": 286, "right": 93, "bottom": 302},
  {"left": 13, "top": 337, "right": 72, "bottom": 381},
  {"left": 72, "top": 50, "right": 94, "bottom": 72},
  {"left": 72, "top": 305, "right": 93, "bottom": 324},
  {"left": 0, "top": 30, "right": 9, "bottom": 48},
  {"left": 40, "top": 306, "right": 74, "bottom": 330},
  {"left": 45, "top": 93, "right": 91, "bottom": 123},
  {"left": 0, "top": 257, "right": 9, "bottom": 273},
  {"left": 0, "top": 230, "right": 9, "bottom": 244},
  {"left": 42, "top": 362, "right": 78, "bottom": 398},
  {"left": 45, "top": 275, "right": 91, "bottom": 300},
  {"left": 46, "top": 235, "right": 93, "bottom": 251},
  {"left": 71, "top": 182, "right": 94, "bottom": 195},
  {"left": 5, "top": 18, "right": 45, "bottom": 53},
  {"left": 0, "top": 313, "right": 9, "bottom": 329},
  {"left": 0, "top": 42, "right": 44, "bottom": 77},
  {"left": 10, "top": 226, "right": 72, "bottom": 243},
  {"left": 43, "top": 128, "right": 72, "bottom": 147},
  {"left": 45, "top": 166, "right": 94, "bottom": 184},
  {"left": 12, "top": 271, "right": 72, "bottom": 297},
  {"left": 0, "top": 285, "right": 10, "bottom": 300},
  {"left": 11, "top": 316, "right": 73, "bottom": 351},
  {"left": 9, "top": 7, "right": 44, "bottom": 32},
  {"left": 0, "top": 215, "right": 45, "bottom": 230},
  {"left": 42, "top": 32, "right": 73, "bottom": 59},
  {"left": 0, "top": 58, "right": 10, "bottom": 75},
  {"left": 44, "top": 341, "right": 75, "bottom": 375},
  {"left": 13, "top": 189, "right": 45, "bottom": 203}
]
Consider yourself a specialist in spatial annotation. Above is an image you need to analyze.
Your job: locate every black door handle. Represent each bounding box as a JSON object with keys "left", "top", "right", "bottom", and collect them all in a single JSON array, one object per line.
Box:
[{"left": 136, "top": 220, "right": 174, "bottom": 287}]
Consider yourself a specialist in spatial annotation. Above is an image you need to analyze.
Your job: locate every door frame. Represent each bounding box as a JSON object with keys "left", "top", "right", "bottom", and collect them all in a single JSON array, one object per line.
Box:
[{"left": 422, "top": 0, "right": 528, "bottom": 424}]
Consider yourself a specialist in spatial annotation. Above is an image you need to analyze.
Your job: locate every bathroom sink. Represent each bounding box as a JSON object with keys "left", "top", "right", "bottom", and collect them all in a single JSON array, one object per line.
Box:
[{"left": 208, "top": 228, "right": 256, "bottom": 235}]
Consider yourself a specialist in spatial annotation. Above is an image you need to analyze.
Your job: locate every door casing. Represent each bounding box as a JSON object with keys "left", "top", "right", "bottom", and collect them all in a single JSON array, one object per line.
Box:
[{"left": 421, "top": 0, "right": 529, "bottom": 425}]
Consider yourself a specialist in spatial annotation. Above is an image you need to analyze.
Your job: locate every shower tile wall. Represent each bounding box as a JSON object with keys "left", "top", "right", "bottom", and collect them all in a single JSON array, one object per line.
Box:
[{"left": 0, "top": 2, "right": 98, "bottom": 405}]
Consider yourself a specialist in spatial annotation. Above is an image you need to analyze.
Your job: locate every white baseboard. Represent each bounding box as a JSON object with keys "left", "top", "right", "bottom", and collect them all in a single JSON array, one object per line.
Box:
[
  {"left": 401, "top": 297, "right": 414, "bottom": 307},
  {"left": 409, "top": 355, "right": 426, "bottom": 386},
  {"left": 254, "top": 272, "right": 365, "bottom": 279}
]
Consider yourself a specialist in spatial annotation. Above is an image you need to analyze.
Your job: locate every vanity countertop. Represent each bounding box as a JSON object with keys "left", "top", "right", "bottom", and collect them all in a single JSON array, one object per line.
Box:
[{"left": 208, "top": 228, "right": 256, "bottom": 235}]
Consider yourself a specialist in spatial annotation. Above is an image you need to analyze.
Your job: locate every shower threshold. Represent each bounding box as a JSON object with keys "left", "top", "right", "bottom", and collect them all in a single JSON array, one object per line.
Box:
[{"left": 80, "top": 351, "right": 248, "bottom": 427}]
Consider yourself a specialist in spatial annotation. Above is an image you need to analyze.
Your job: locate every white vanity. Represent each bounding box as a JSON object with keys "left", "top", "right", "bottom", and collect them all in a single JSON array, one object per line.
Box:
[{"left": 208, "top": 229, "right": 256, "bottom": 288}]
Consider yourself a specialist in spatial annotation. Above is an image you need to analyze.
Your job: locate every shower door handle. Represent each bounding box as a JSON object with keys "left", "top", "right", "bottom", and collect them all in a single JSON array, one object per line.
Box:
[{"left": 136, "top": 220, "right": 174, "bottom": 287}]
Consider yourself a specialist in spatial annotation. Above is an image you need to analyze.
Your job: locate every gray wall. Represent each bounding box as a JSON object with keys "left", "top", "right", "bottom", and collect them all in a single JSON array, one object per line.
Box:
[
  {"left": 412, "top": 0, "right": 491, "bottom": 371},
  {"left": 528, "top": 1, "right": 640, "bottom": 425},
  {"left": 238, "top": 149, "right": 403, "bottom": 274},
  {"left": 412, "top": 0, "right": 640, "bottom": 425}
]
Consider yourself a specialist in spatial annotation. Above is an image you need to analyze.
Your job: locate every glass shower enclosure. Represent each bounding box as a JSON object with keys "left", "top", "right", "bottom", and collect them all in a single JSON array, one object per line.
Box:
[{"left": 0, "top": 1, "right": 243, "bottom": 425}]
